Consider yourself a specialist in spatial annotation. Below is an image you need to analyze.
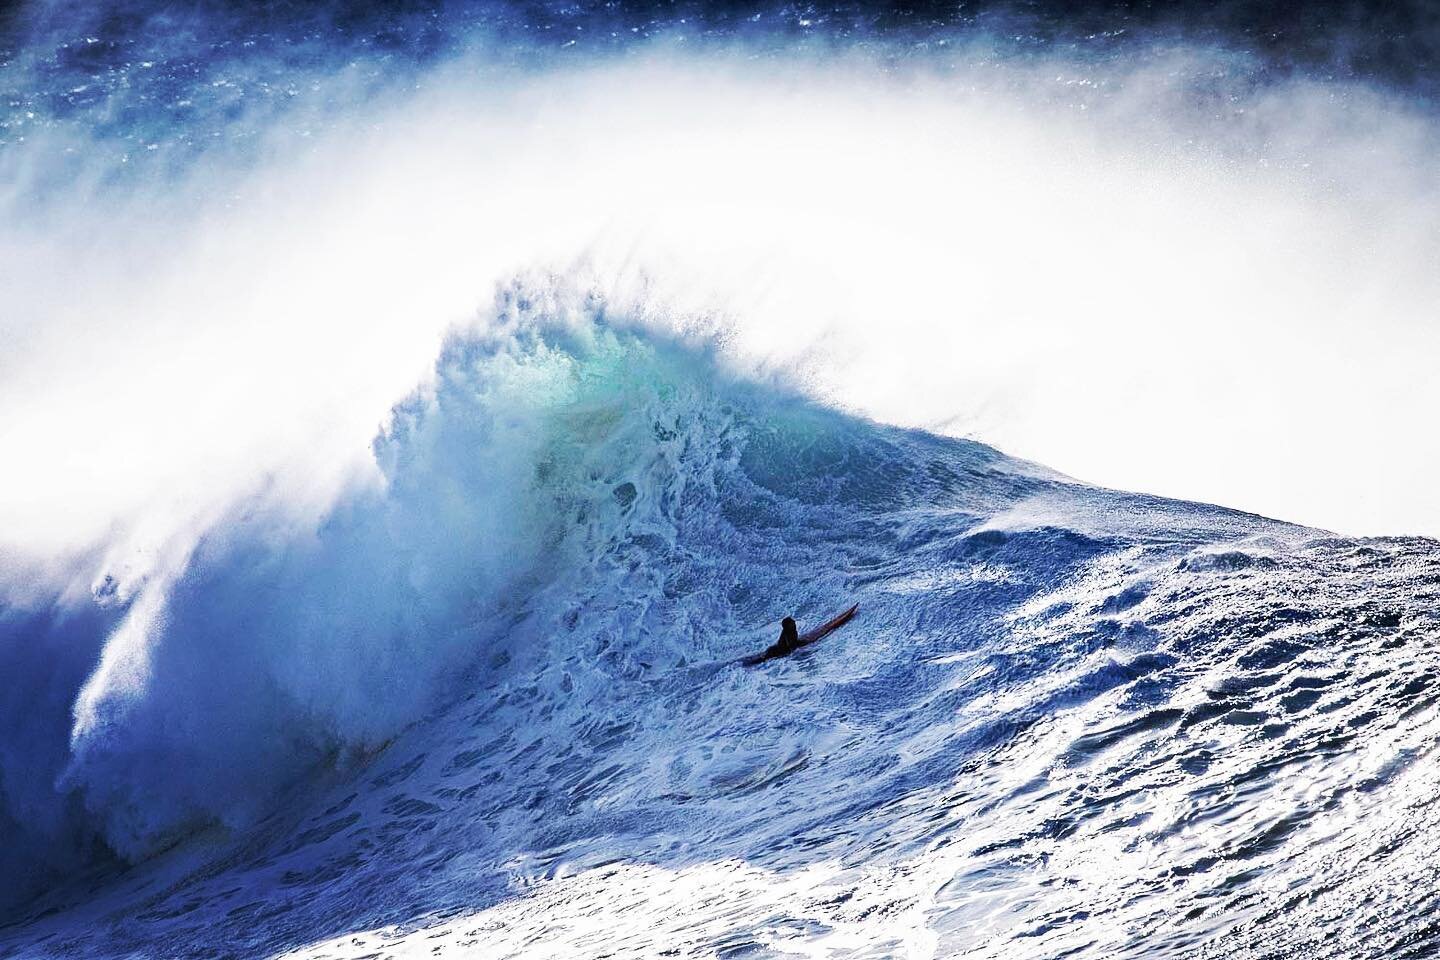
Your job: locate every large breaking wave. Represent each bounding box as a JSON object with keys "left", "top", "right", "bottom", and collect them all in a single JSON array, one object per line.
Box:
[
  {"left": 6, "top": 2, "right": 1440, "bottom": 957},
  {"left": 0, "top": 282, "right": 1038, "bottom": 904}
]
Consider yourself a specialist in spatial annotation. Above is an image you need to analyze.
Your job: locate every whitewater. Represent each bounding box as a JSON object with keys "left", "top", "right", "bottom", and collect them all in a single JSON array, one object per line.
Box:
[{"left": 4, "top": 2, "right": 1440, "bottom": 957}]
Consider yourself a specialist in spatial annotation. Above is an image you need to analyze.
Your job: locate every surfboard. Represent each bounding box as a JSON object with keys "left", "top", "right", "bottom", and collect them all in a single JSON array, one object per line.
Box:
[
  {"left": 797, "top": 603, "right": 859, "bottom": 645},
  {"left": 740, "top": 603, "right": 860, "bottom": 666}
]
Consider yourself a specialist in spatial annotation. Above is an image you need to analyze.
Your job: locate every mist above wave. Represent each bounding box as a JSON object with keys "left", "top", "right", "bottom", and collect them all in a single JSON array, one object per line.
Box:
[{"left": 2, "top": 9, "right": 1439, "bottom": 593}]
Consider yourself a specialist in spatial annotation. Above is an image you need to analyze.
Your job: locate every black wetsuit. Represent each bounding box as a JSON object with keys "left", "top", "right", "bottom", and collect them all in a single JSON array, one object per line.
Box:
[
  {"left": 741, "top": 616, "right": 800, "bottom": 666},
  {"left": 740, "top": 604, "right": 857, "bottom": 667}
]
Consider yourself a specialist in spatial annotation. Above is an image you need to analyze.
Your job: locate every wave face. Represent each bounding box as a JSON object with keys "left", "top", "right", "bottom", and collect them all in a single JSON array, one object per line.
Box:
[{"left": 5, "top": 288, "right": 1440, "bottom": 958}]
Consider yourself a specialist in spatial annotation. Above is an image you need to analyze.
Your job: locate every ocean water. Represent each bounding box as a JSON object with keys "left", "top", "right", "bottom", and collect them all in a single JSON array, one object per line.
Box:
[{"left": 3, "top": 3, "right": 1440, "bottom": 958}]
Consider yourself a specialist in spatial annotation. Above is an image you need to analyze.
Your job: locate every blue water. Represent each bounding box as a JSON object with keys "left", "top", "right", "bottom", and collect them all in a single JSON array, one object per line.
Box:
[{"left": 4, "top": 3, "right": 1440, "bottom": 958}]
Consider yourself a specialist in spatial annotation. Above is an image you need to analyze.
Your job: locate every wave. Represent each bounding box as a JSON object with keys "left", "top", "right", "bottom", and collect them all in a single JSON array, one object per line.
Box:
[
  {"left": 0, "top": 280, "right": 1043, "bottom": 909},
  {"left": 6, "top": 4, "right": 1440, "bottom": 955},
  {"left": 5, "top": 281, "right": 1440, "bottom": 959}
]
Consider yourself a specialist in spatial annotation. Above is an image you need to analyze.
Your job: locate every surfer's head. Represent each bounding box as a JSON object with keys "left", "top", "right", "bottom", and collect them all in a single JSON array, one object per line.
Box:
[{"left": 780, "top": 617, "right": 798, "bottom": 647}]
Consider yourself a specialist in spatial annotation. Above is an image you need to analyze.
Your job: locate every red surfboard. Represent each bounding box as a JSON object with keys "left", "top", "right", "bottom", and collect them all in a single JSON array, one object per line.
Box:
[
  {"left": 797, "top": 603, "right": 860, "bottom": 645},
  {"left": 741, "top": 604, "right": 860, "bottom": 665}
]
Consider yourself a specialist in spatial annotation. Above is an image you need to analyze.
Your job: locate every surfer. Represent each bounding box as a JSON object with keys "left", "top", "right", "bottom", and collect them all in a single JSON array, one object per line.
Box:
[
  {"left": 741, "top": 606, "right": 858, "bottom": 666},
  {"left": 767, "top": 616, "right": 800, "bottom": 658}
]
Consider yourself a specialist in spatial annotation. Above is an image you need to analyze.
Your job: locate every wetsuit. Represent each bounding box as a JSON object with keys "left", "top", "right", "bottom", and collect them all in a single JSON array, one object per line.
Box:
[{"left": 741, "top": 617, "right": 800, "bottom": 666}]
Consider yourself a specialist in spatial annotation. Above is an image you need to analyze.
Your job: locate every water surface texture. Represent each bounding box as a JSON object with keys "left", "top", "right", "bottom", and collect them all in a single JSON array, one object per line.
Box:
[{"left": 3, "top": 3, "right": 1439, "bottom": 957}]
